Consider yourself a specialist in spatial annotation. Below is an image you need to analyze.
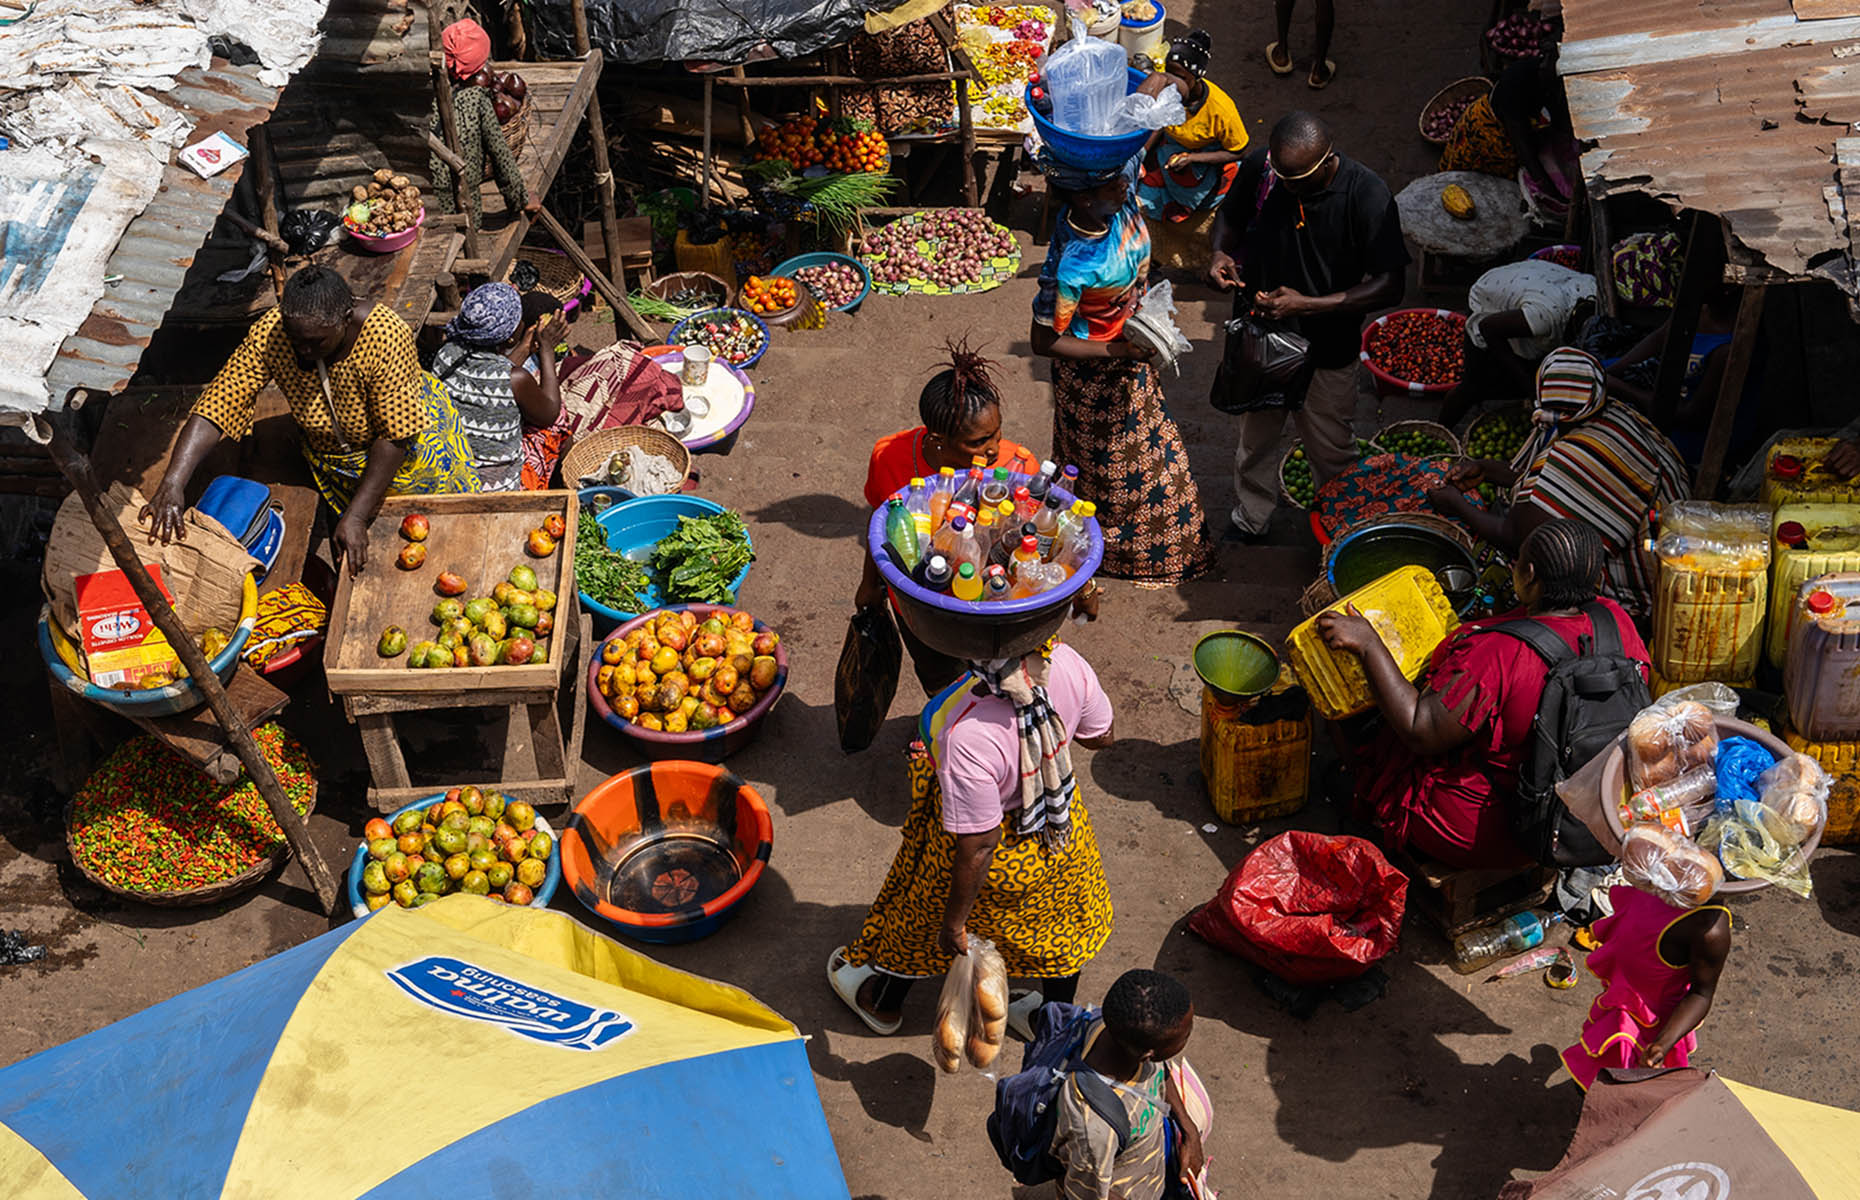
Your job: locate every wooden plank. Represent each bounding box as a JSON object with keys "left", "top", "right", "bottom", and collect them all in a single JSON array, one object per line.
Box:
[
  {"left": 1651, "top": 211, "right": 1717, "bottom": 425},
  {"left": 357, "top": 713, "right": 413, "bottom": 788},
  {"left": 531, "top": 53, "right": 603, "bottom": 196},
  {"left": 125, "top": 667, "right": 289, "bottom": 773},
  {"left": 322, "top": 491, "right": 577, "bottom": 696},
  {"left": 369, "top": 777, "right": 571, "bottom": 813},
  {"left": 565, "top": 609, "right": 591, "bottom": 794},
  {"left": 344, "top": 687, "right": 560, "bottom": 716},
  {"left": 1693, "top": 284, "right": 1767, "bottom": 499}
]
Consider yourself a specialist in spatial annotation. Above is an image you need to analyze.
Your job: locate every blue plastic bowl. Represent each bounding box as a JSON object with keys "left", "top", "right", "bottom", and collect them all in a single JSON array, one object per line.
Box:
[
  {"left": 1028, "top": 67, "right": 1151, "bottom": 171},
  {"left": 667, "top": 308, "right": 770, "bottom": 370},
  {"left": 772, "top": 252, "right": 871, "bottom": 313},
  {"left": 347, "top": 792, "right": 561, "bottom": 919},
  {"left": 576, "top": 494, "right": 754, "bottom": 633}
]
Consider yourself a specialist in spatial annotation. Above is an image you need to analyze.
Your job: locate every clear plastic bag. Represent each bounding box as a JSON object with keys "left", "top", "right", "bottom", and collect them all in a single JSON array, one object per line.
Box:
[
  {"left": 1116, "top": 86, "right": 1186, "bottom": 131},
  {"left": 1653, "top": 682, "right": 1739, "bottom": 719},
  {"left": 1625, "top": 699, "right": 1720, "bottom": 791},
  {"left": 933, "top": 936, "right": 1007, "bottom": 1074},
  {"left": 1619, "top": 824, "right": 1724, "bottom": 908},
  {"left": 1699, "top": 800, "right": 1815, "bottom": 898},
  {"left": 1042, "top": 17, "right": 1129, "bottom": 136},
  {"left": 1653, "top": 502, "right": 1772, "bottom": 569},
  {"left": 1127, "top": 280, "right": 1194, "bottom": 372},
  {"left": 1757, "top": 753, "right": 1829, "bottom": 846}
]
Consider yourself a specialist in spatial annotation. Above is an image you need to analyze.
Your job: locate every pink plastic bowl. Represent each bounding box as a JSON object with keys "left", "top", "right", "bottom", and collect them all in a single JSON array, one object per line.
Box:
[{"left": 344, "top": 206, "right": 425, "bottom": 254}]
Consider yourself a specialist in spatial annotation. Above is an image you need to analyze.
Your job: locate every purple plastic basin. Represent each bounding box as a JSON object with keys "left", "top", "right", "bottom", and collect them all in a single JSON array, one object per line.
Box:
[{"left": 865, "top": 474, "right": 1103, "bottom": 660}]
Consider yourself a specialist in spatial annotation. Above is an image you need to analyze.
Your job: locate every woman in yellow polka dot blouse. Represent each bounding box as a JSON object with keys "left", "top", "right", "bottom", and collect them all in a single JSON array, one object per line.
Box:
[{"left": 143, "top": 266, "right": 481, "bottom": 575}]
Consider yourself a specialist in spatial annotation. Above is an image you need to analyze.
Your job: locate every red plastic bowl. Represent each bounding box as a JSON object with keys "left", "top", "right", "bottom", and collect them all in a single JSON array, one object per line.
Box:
[
  {"left": 560, "top": 760, "right": 773, "bottom": 943},
  {"left": 1359, "top": 308, "right": 1467, "bottom": 398},
  {"left": 587, "top": 604, "right": 788, "bottom": 763},
  {"left": 344, "top": 206, "right": 425, "bottom": 254}
]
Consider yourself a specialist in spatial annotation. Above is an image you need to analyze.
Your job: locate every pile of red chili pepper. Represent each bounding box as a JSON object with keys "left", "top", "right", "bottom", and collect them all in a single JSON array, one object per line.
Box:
[
  {"left": 69, "top": 722, "right": 314, "bottom": 894},
  {"left": 1366, "top": 311, "right": 1465, "bottom": 387}
]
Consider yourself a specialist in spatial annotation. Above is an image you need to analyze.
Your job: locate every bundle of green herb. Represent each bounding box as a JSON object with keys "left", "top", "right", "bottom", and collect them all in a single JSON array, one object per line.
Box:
[
  {"left": 574, "top": 509, "right": 653, "bottom": 613},
  {"left": 651, "top": 510, "right": 754, "bottom": 603}
]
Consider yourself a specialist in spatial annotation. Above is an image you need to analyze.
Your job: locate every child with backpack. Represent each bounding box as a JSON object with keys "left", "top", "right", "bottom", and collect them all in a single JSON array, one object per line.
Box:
[
  {"left": 1315, "top": 519, "right": 1650, "bottom": 869},
  {"left": 990, "top": 969, "right": 1210, "bottom": 1199}
]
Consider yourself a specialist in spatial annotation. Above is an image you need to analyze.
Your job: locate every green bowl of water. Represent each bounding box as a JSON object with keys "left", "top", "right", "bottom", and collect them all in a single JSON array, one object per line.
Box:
[{"left": 1193, "top": 630, "right": 1280, "bottom": 703}]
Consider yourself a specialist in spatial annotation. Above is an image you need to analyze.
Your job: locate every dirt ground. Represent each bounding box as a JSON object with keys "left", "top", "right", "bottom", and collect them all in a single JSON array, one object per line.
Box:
[{"left": 5, "top": 2, "right": 1860, "bottom": 1197}]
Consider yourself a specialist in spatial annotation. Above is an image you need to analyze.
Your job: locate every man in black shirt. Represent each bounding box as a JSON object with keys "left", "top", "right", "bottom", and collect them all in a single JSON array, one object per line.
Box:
[{"left": 1208, "top": 111, "right": 1409, "bottom": 538}]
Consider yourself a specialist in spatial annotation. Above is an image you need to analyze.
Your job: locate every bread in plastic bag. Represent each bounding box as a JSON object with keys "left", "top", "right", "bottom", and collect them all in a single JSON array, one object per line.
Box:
[
  {"left": 1698, "top": 800, "right": 1814, "bottom": 899},
  {"left": 1619, "top": 823, "right": 1723, "bottom": 908},
  {"left": 1625, "top": 699, "right": 1720, "bottom": 791},
  {"left": 1757, "top": 753, "right": 1829, "bottom": 846},
  {"left": 933, "top": 936, "right": 1006, "bottom": 1074}
]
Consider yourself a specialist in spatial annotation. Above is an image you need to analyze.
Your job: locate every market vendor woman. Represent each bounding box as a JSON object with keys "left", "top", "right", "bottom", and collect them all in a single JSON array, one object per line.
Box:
[{"left": 143, "top": 266, "right": 481, "bottom": 575}]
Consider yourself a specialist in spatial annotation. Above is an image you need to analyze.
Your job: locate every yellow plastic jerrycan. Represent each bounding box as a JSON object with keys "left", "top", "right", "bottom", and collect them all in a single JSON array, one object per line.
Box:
[
  {"left": 1649, "top": 504, "right": 1769, "bottom": 688},
  {"left": 1762, "top": 437, "right": 1860, "bottom": 508},
  {"left": 1767, "top": 505, "right": 1860, "bottom": 669},
  {"left": 1285, "top": 565, "right": 1460, "bottom": 721},
  {"left": 1193, "top": 636, "right": 1312, "bottom": 824}
]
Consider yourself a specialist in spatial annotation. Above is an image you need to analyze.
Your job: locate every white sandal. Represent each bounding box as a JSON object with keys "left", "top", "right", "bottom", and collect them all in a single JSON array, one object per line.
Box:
[
  {"left": 827, "top": 946, "right": 903, "bottom": 1036},
  {"left": 1007, "top": 988, "right": 1046, "bottom": 1042}
]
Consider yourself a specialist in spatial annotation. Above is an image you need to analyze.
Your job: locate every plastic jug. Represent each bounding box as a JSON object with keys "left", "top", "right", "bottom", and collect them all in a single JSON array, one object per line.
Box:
[
  {"left": 1284, "top": 565, "right": 1461, "bottom": 721},
  {"left": 1042, "top": 19, "right": 1129, "bottom": 135},
  {"left": 1766, "top": 505, "right": 1860, "bottom": 669},
  {"left": 1762, "top": 437, "right": 1860, "bottom": 508},
  {"left": 1649, "top": 503, "right": 1769, "bottom": 689},
  {"left": 1200, "top": 684, "right": 1311, "bottom": 825},
  {"left": 1785, "top": 573, "right": 1860, "bottom": 743}
]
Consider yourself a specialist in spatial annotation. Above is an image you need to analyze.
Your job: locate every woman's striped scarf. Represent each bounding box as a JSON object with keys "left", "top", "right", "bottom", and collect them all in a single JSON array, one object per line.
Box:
[
  {"left": 966, "top": 650, "right": 1076, "bottom": 848},
  {"left": 1511, "top": 345, "right": 1609, "bottom": 477}
]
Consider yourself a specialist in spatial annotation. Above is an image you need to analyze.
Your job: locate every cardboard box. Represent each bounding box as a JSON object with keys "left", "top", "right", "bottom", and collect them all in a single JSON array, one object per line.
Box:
[{"left": 75, "top": 566, "right": 182, "bottom": 689}]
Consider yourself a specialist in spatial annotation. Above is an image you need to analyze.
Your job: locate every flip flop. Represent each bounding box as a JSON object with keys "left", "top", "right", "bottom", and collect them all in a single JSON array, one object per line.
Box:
[
  {"left": 1308, "top": 59, "right": 1337, "bottom": 90},
  {"left": 1264, "top": 42, "right": 1294, "bottom": 75},
  {"left": 1007, "top": 988, "right": 1046, "bottom": 1042},
  {"left": 827, "top": 945, "right": 903, "bottom": 1036}
]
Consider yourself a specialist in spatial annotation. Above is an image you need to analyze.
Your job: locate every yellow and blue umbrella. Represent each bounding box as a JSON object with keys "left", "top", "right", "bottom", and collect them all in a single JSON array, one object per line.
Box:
[{"left": 0, "top": 897, "right": 848, "bottom": 1198}]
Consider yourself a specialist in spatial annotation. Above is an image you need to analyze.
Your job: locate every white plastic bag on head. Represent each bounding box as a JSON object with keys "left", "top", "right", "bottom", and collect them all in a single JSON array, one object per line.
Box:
[
  {"left": 1042, "top": 16, "right": 1129, "bottom": 136},
  {"left": 1116, "top": 86, "right": 1186, "bottom": 131}
]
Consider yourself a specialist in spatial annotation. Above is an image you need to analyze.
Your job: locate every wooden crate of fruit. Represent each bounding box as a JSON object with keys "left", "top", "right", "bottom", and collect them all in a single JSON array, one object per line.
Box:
[{"left": 324, "top": 492, "right": 579, "bottom": 696}]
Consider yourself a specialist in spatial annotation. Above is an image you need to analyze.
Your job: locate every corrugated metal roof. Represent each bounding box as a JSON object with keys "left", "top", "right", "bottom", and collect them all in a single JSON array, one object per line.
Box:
[
  {"left": 44, "top": 61, "right": 286, "bottom": 401},
  {"left": 1561, "top": 0, "right": 1860, "bottom": 290}
]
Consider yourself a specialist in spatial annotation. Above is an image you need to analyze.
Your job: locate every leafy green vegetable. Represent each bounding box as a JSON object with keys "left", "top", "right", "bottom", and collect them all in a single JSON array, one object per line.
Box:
[
  {"left": 651, "top": 511, "right": 754, "bottom": 604},
  {"left": 575, "top": 509, "right": 653, "bottom": 613}
]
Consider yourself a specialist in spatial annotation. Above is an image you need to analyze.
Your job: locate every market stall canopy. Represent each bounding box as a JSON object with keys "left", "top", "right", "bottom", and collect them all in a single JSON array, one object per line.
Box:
[
  {"left": 1495, "top": 1067, "right": 1860, "bottom": 1199},
  {"left": 0, "top": 896, "right": 850, "bottom": 1198},
  {"left": 525, "top": 0, "right": 927, "bottom": 65},
  {"left": 1559, "top": 0, "right": 1860, "bottom": 294}
]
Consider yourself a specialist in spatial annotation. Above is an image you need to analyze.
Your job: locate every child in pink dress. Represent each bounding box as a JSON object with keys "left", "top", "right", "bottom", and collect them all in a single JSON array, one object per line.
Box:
[{"left": 1562, "top": 825, "right": 1732, "bottom": 1090}]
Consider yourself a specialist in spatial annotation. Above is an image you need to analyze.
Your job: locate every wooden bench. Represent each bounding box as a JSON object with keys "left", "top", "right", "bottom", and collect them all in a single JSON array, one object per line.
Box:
[{"left": 1388, "top": 847, "right": 1555, "bottom": 937}]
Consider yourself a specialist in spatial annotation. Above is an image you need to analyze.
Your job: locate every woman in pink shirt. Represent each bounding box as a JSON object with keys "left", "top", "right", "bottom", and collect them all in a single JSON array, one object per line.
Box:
[{"left": 829, "top": 642, "right": 1117, "bottom": 1036}]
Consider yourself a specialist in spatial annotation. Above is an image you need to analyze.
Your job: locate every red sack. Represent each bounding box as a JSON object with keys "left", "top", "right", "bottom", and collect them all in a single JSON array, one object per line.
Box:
[{"left": 1188, "top": 831, "right": 1408, "bottom": 985}]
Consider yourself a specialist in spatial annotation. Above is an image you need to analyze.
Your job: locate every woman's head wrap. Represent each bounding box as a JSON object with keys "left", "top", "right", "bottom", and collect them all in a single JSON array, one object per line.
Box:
[
  {"left": 446, "top": 282, "right": 523, "bottom": 348},
  {"left": 441, "top": 19, "right": 492, "bottom": 80},
  {"left": 1512, "top": 345, "right": 1608, "bottom": 473}
]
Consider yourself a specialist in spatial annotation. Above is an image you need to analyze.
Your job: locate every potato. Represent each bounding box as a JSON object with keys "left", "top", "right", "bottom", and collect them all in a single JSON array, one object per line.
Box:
[
  {"left": 350, "top": 185, "right": 369, "bottom": 202},
  {"left": 373, "top": 167, "right": 394, "bottom": 184},
  {"left": 389, "top": 174, "right": 409, "bottom": 190}
]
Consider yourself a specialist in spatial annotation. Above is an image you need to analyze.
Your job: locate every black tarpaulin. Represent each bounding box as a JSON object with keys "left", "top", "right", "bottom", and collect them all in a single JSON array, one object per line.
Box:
[{"left": 526, "top": 0, "right": 920, "bottom": 66}]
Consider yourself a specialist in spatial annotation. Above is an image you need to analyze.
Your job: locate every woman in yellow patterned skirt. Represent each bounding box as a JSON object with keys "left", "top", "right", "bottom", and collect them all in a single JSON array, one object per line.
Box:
[
  {"left": 829, "top": 641, "right": 1116, "bottom": 1037},
  {"left": 144, "top": 266, "right": 480, "bottom": 577}
]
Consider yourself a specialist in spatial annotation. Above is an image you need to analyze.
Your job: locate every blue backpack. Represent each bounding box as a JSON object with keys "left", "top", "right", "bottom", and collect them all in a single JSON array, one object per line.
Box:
[{"left": 986, "top": 1002, "right": 1132, "bottom": 1186}]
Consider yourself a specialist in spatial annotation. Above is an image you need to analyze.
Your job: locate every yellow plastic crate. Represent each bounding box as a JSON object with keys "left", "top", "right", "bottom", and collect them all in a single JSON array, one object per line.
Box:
[
  {"left": 1761, "top": 437, "right": 1860, "bottom": 508},
  {"left": 1285, "top": 565, "right": 1460, "bottom": 721}
]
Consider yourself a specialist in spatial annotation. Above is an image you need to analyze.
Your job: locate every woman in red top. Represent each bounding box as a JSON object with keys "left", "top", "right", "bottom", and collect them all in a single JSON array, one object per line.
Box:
[
  {"left": 856, "top": 342, "right": 1042, "bottom": 691},
  {"left": 1316, "top": 519, "right": 1649, "bottom": 868}
]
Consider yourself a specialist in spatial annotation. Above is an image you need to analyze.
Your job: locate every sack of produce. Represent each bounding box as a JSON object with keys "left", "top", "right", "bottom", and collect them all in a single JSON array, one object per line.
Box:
[{"left": 834, "top": 604, "right": 902, "bottom": 753}]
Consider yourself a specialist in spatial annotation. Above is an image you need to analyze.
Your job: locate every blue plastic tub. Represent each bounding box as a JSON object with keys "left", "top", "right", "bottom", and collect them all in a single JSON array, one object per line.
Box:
[
  {"left": 667, "top": 308, "right": 770, "bottom": 370},
  {"left": 1028, "top": 67, "right": 1150, "bottom": 171},
  {"left": 576, "top": 494, "right": 754, "bottom": 632},
  {"left": 347, "top": 793, "right": 561, "bottom": 919},
  {"left": 772, "top": 252, "right": 871, "bottom": 313}
]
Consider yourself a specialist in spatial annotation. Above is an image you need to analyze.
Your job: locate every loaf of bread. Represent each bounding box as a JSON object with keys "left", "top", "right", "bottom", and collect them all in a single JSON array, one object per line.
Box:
[
  {"left": 1620, "top": 823, "right": 1723, "bottom": 907},
  {"left": 1626, "top": 702, "right": 1719, "bottom": 790},
  {"left": 975, "top": 972, "right": 1008, "bottom": 1022}
]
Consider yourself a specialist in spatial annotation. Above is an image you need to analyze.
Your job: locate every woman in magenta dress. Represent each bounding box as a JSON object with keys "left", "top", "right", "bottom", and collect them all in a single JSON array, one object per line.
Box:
[
  {"left": 1563, "top": 825, "right": 1732, "bottom": 1089},
  {"left": 1316, "top": 519, "right": 1648, "bottom": 868}
]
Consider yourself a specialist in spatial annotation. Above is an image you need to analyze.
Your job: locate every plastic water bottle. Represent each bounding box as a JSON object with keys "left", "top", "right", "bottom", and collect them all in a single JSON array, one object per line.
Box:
[
  {"left": 904, "top": 477, "right": 932, "bottom": 540},
  {"left": 929, "top": 467, "right": 957, "bottom": 531},
  {"left": 952, "top": 561, "right": 982, "bottom": 601},
  {"left": 1452, "top": 912, "right": 1544, "bottom": 969},
  {"left": 884, "top": 498, "right": 920, "bottom": 570},
  {"left": 982, "top": 563, "right": 1012, "bottom": 600}
]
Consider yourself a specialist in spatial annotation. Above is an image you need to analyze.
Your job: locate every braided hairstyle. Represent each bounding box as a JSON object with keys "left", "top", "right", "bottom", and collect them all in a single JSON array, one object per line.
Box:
[
  {"left": 1519, "top": 518, "right": 1606, "bottom": 610},
  {"left": 280, "top": 265, "right": 354, "bottom": 328},
  {"left": 919, "top": 337, "right": 1003, "bottom": 440},
  {"left": 1102, "top": 969, "right": 1192, "bottom": 1052}
]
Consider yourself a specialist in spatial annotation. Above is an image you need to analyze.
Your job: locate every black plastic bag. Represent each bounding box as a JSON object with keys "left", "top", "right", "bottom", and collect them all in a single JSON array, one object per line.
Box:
[
  {"left": 835, "top": 605, "right": 902, "bottom": 753},
  {"left": 1211, "top": 313, "right": 1314, "bottom": 414},
  {"left": 280, "top": 209, "right": 341, "bottom": 255}
]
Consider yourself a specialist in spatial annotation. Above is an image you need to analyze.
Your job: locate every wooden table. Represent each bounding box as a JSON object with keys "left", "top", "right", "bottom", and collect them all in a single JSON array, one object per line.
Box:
[{"left": 322, "top": 491, "right": 587, "bottom": 811}]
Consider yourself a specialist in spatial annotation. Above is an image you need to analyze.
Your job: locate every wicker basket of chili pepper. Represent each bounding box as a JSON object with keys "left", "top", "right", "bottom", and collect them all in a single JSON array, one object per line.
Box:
[
  {"left": 1359, "top": 308, "right": 1466, "bottom": 399},
  {"left": 65, "top": 722, "right": 318, "bottom": 907},
  {"left": 1370, "top": 419, "right": 1461, "bottom": 461}
]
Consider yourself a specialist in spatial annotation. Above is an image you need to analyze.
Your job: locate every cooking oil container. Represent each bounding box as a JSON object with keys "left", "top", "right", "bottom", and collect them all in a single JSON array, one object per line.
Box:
[
  {"left": 1766, "top": 505, "right": 1860, "bottom": 669},
  {"left": 1785, "top": 572, "right": 1860, "bottom": 743},
  {"left": 1649, "top": 504, "right": 1770, "bottom": 688},
  {"left": 1781, "top": 722, "right": 1860, "bottom": 846},
  {"left": 1761, "top": 437, "right": 1860, "bottom": 508},
  {"left": 1199, "top": 686, "right": 1312, "bottom": 824},
  {"left": 1285, "top": 565, "right": 1460, "bottom": 721}
]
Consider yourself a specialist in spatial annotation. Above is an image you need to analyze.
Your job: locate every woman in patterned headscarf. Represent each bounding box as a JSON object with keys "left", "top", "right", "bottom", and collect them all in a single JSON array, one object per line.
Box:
[
  {"left": 434, "top": 283, "right": 565, "bottom": 491},
  {"left": 144, "top": 266, "right": 481, "bottom": 577},
  {"left": 1430, "top": 346, "right": 1690, "bottom": 618}
]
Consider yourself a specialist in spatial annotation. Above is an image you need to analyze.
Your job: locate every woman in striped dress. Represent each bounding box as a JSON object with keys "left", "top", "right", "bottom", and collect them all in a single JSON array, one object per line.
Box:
[
  {"left": 433, "top": 283, "right": 565, "bottom": 491},
  {"left": 1429, "top": 346, "right": 1690, "bottom": 620}
]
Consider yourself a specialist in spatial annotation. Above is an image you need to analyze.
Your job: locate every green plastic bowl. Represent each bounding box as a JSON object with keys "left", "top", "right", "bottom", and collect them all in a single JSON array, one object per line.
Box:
[{"left": 1193, "top": 630, "right": 1280, "bottom": 703}]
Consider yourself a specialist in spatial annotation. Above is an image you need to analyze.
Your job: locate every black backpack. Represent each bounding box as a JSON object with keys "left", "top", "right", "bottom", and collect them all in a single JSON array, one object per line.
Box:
[{"left": 1490, "top": 602, "right": 1651, "bottom": 867}]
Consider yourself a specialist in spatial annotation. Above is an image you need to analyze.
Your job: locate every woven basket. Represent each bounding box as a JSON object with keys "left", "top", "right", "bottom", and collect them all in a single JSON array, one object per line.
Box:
[
  {"left": 504, "top": 247, "right": 586, "bottom": 307},
  {"left": 1464, "top": 409, "right": 1532, "bottom": 463},
  {"left": 1299, "top": 576, "right": 1337, "bottom": 618},
  {"left": 484, "top": 93, "right": 531, "bottom": 179},
  {"left": 561, "top": 424, "right": 692, "bottom": 492},
  {"left": 65, "top": 784, "right": 318, "bottom": 909},
  {"left": 1418, "top": 76, "right": 1491, "bottom": 145},
  {"left": 1370, "top": 419, "right": 1462, "bottom": 459},
  {"left": 644, "top": 270, "right": 734, "bottom": 318},
  {"left": 1278, "top": 440, "right": 1315, "bottom": 510}
]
